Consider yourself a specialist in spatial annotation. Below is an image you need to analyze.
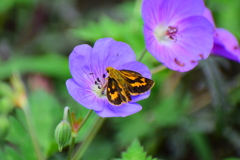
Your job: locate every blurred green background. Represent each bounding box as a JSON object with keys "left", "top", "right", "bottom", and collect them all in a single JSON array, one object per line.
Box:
[{"left": 1, "top": 0, "right": 240, "bottom": 160}]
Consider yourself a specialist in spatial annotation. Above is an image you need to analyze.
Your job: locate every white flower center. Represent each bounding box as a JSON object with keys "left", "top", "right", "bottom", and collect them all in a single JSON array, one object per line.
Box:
[
  {"left": 91, "top": 75, "right": 107, "bottom": 98},
  {"left": 92, "top": 84, "right": 107, "bottom": 98},
  {"left": 154, "top": 25, "right": 179, "bottom": 45}
]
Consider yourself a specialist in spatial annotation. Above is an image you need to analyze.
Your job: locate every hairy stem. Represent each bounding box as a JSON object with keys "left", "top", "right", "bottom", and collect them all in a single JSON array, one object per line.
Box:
[
  {"left": 77, "top": 110, "right": 93, "bottom": 132},
  {"left": 67, "top": 136, "right": 75, "bottom": 160},
  {"left": 72, "top": 117, "right": 105, "bottom": 160},
  {"left": 67, "top": 109, "right": 93, "bottom": 160},
  {"left": 151, "top": 65, "right": 166, "bottom": 74},
  {"left": 138, "top": 48, "right": 147, "bottom": 62}
]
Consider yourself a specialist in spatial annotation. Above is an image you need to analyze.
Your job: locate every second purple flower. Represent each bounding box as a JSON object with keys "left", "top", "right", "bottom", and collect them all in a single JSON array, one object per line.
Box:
[{"left": 142, "top": 0, "right": 215, "bottom": 72}]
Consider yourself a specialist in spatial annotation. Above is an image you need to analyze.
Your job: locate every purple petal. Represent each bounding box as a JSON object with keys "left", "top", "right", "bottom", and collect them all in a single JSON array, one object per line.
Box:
[
  {"left": 212, "top": 28, "right": 240, "bottom": 62},
  {"left": 203, "top": 7, "right": 215, "bottom": 27},
  {"left": 145, "top": 16, "right": 214, "bottom": 72},
  {"left": 172, "top": 16, "right": 214, "bottom": 71},
  {"left": 90, "top": 38, "right": 136, "bottom": 80},
  {"left": 176, "top": 16, "right": 214, "bottom": 60},
  {"left": 142, "top": 0, "right": 205, "bottom": 28},
  {"left": 118, "top": 61, "right": 152, "bottom": 78},
  {"left": 66, "top": 79, "right": 104, "bottom": 111},
  {"left": 95, "top": 100, "right": 142, "bottom": 117},
  {"left": 69, "top": 44, "right": 95, "bottom": 86}
]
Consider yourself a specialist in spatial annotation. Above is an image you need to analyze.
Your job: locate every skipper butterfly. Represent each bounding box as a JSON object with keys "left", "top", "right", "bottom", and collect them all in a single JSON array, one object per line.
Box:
[{"left": 105, "top": 67, "right": 155, "bottom": 106}]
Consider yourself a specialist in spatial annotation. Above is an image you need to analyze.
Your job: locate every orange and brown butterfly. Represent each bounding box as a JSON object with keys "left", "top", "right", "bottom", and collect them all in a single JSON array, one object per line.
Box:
[{"left": 105, "top": 67, "right": 155, "bottom": 106}]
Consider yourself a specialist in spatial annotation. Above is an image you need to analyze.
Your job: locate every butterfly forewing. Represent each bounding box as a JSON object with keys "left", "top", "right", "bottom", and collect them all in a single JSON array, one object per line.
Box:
[
  {"left": 120, "top": 70, "right": 155, "bottom": 95},
  {"left": 106, "top": 78, "right": 131, "bottom": 106}
]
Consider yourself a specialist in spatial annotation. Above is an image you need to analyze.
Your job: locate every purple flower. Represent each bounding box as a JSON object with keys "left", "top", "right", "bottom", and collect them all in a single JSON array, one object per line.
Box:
[
  {"left": 66, "top": 38, "right": 152, "bottom": 117},
  {"left": 142, "top": 0, "right": 214, "bottom": 72},
  {"left": 203, "top": 8, "right": 240, "bottom": 62}
]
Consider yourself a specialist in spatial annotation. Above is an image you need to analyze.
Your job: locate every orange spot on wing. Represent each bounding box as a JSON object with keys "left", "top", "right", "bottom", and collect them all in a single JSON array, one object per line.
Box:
[
  {"left": 140, "top": 78, "right": 145, "bottom": 82},
  {"left": 131, "top": 82, "right": 147, "bottom": 87},
  {"left": 109, "top": 91, "right": 119, "bottom": 100}
]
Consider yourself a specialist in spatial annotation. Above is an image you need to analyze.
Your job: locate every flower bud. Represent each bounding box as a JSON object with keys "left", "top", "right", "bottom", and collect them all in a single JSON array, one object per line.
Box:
[{"left": 54, "top": 120, "right": 72, "bottom": 152}]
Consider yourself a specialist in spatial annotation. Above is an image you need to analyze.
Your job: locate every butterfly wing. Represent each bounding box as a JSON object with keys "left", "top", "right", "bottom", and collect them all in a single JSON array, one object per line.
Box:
[
  {"left": 106, "top": 78, "right": 131, "bottom": 106},
  {"left": 120, "top": 70, "right": 155, "bottom": 95}
]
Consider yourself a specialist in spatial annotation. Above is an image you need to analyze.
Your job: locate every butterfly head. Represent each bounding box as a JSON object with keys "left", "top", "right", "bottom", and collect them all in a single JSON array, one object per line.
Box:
[
  {"left": 106, "top": 67, "right": 115, "bottom": 78},
  {"left": 106, "top": 67, "right": 113, "bottom": 73}
]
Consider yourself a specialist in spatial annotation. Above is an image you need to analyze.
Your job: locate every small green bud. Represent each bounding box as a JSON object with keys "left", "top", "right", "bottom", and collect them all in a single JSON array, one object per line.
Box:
[{"left": 54, "top": 120, "right": 72, "bottom": 152}]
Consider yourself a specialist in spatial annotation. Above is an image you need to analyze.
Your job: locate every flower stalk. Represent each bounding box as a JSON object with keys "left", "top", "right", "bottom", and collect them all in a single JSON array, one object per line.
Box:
[
  {"left": 72, "top": 116, "right": 105, "bottom": 160},
  {"left": 138, "top": 48, "right": 147, "bottom": 62},
  {"left": 67, "top": 109, "right": 93, "bottom": 160}
]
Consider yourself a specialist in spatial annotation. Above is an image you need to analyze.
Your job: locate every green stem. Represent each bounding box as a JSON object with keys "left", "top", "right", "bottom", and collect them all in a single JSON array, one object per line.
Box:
[
  {"left": 23, "top": 106, "right": 45, "bottom": 160},
  {"left": 151, "top": 65, "right": 166, "bottom": 74},
  {"left": 67, "top": 137, "right": 75, "bottom": 160},
  {"left": 72, "top": 117, "right": 105, "bottom": 160},
  {"left": 138, "top": 48, "right": 147, "bottom": 62},
  {"left": 67, "top": 109, "right": 93, "bottom": 160},
  {"left": 66, "top": 106, "right": 73, "bottom": 160},
  {"left": 77, "top": 110, "right": 93, "bottom": 132}
]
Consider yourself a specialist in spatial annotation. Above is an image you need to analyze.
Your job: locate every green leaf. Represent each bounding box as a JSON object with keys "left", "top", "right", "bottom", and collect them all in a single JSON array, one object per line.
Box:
[
  {"left": 6, "top": 114, "right": 37, "bottom": 160},
  {"left": 0, "top": 0, "right": 15, "bottom": 14},
  {"left": 116, "top": 139, "right": 158, "bottom": 160},
  {"left": 28, "top": 90, "right": 63, "bottom": 156},
  {"left": 70, "top": 2, "right": 146, "bottom": 55},
  {"left": 0, "top": 53, "right": 69, "bottom": 80},
  {"left": 190, "top": 131, "right": 213, "bottom": 160},
  {"left": 0, "top": 146, "right": 22, "bottom": 160}
]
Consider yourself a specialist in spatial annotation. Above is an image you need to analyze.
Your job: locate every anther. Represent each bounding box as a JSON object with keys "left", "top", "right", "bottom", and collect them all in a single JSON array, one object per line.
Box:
[
  {"left": 103, "top": 74, "right": 106, "bottom": 78},
  {"left": 95, "top": 81, "right": 98, "bottom": 85},
  {"left": 167, "top": 26, "right": 178, "bottom": 42},
  {"left": 98, "top": 86, "right": 101, "bottom": 89},
  {"left": 97, "top": 78, "right": 101, "bottom": 82}
]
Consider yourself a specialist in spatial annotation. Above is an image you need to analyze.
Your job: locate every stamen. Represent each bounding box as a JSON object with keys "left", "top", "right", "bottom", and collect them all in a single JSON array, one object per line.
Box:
[
  {"left": 98, "top": 86, "right": 101, "bottom": 89},
  {"left": 95, "top": 81, "right": 98, "bottom": 85},
  {"left": 103, "top": 74, "right": 106, "bottom": 78},
  {"left": 97, "top": 78, "right": 101, "bottom": 82},
  {"left": 166, "top": 26, "right": 178, "bottom": 42}
]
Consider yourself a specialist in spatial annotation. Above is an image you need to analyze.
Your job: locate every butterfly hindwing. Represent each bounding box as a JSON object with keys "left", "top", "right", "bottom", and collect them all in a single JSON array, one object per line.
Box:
[
  {"left": 106, "top": 78, "right": 131, "bottom": 106},
  {"left": 120, "top": 70, "right": 155, "bottom": 95}
]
